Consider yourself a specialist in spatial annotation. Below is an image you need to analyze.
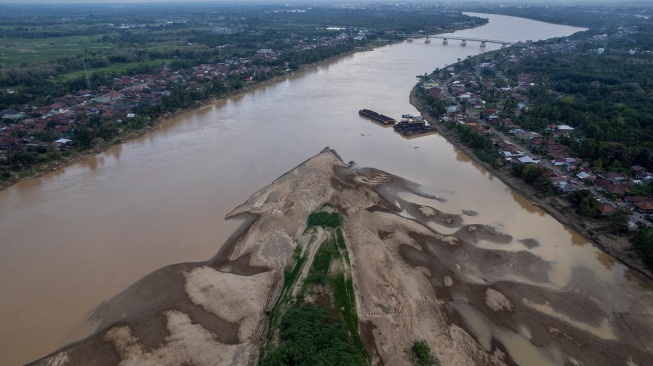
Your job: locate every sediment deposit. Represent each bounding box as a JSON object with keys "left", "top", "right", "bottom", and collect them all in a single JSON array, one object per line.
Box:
[{"left": 33, "top": 148, "right": 653, "bottom": 366}]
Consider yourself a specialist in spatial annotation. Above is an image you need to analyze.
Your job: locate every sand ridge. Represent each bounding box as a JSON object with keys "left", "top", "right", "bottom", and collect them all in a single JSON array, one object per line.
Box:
[{"left": 31, "top": 148, "right": 653, "bottom": 366}]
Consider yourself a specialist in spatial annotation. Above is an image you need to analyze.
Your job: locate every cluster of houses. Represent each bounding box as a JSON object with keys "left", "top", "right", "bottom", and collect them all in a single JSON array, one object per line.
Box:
[
  {"left": 421, "top": 40, "right": 653, "bottom": 224},
  {"left": 0, "top": 59, "right": 273, "bottom": 161},
  {"left": 0, "top": 31, "right": 362, "bottom": 165},
  {"left": 1, "top": 68, "right": 180, "bottom": 158}
]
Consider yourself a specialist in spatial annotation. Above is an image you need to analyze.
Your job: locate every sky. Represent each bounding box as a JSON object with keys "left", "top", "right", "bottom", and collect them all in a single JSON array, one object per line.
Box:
[
  {"left": 0, "top": 0, "right": 640, "bottom": 5},
  {"left": 0, "top": 0, "right": 641, "bottom": 4}
]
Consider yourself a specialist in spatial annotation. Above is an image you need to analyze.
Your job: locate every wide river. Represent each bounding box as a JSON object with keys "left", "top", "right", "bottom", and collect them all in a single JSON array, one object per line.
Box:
[{"left": 1, "top": 13, "right": 651, "bottom": 365}]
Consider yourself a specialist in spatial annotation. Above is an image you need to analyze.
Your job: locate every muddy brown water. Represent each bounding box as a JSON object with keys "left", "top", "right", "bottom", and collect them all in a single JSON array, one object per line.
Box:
[{"left": 1, "top": 13, "right": 651, "bottom": 365}]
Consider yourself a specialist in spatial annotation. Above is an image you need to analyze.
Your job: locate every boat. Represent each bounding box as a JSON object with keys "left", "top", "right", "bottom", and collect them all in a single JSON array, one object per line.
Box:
[
  {"left": 393, "top": 121, "right": 436, "bottom": 137},
  {"left": 359, "top": 109, "right": 396, "bottom": 125},
  {"left": 407, "top": 38, "right": 414, "bottom": 42},
  {"left": 424, "top": 38, "right": 431, "bottom": 43},
  {"left": 400, "top": 114, "right": 426, "bottom": 123}
]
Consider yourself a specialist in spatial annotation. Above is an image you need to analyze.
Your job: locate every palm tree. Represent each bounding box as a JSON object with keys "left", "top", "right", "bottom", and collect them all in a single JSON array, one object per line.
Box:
[{"left": 5, "top": 149, "right": 15, "bottom": 167}]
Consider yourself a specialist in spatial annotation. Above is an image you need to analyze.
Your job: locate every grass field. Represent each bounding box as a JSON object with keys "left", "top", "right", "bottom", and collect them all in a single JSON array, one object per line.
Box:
[
  {"left": 0, "top": 35, "right": 112, "bottom": 67},
  {"left": 53, "top": 58, "right": 175, "bottom": 82}
]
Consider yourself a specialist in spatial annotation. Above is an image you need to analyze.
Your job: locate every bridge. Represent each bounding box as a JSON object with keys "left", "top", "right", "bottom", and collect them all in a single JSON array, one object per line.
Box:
[
  {"left": 397, "top": 34, "right": 517, "bottom": 47},
  {"left": 429, "top": 36, "right": 517, "bottom": 47}
]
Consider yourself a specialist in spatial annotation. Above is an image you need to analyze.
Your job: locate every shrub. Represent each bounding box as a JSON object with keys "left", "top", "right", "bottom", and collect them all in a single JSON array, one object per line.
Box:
[
  {"left": 307, "top": 211, "right": 342, "bottom": 228},
  {"left": 409, "top": 341, "right": 439, "bottom": 366},
  {"left": 260, "top": 303, "right": 367, "bottom": 366}
]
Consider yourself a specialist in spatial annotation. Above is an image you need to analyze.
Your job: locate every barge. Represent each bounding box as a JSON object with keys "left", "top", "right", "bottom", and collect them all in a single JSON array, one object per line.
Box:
[
  {"left": 359, "top": 109, "right": 397, "bottom": 125},
  {"left": 393, "top": 121, "right": 437, "bottom": 137}
]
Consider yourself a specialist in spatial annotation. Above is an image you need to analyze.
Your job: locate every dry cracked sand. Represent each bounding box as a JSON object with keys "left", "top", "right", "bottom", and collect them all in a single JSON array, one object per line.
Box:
[{"left": 32, "top": 148, "right": 653, "bottom": 366}]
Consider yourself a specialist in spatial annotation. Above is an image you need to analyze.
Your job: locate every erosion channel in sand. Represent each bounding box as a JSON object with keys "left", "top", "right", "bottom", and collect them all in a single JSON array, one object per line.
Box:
[{"left": 33, "top": 149, "right": 653, "bottom": 366}]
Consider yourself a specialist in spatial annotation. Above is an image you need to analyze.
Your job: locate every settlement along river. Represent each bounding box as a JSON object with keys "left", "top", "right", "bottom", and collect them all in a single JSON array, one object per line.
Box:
[{"left": 1, "top": 13, "right": 652, "bottom": 365}]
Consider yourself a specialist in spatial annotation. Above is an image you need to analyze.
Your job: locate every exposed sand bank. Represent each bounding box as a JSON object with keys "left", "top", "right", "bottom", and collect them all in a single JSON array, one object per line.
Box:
[{"left": 31, "top": 148, "right": 653, "bottom": 366}]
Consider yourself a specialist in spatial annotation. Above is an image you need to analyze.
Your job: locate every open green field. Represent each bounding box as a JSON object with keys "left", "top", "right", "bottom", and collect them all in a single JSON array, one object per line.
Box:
[
  {"left": 0, "top": 35, "right": 113, "bottom": 67},
  {"left": 52, "top": 58, "right": 175, "bottom": 82}
]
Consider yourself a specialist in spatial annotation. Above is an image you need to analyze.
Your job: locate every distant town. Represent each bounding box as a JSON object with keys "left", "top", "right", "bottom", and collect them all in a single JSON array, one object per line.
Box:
[{"left": 0, "top": 39, "right": 348, "bottom": 154}]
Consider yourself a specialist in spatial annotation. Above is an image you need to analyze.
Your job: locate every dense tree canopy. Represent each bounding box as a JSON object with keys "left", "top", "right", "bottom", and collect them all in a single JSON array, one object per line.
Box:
[{"left": 260, "top": 303, "right": 367, "bottom": 366}]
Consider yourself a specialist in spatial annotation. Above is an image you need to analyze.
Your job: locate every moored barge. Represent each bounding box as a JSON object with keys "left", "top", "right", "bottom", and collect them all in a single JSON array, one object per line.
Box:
[
  {"left": 393, "top": 121, "right": 437, "bottom": 137},
  {"left": 359, "top": 109, "right": 397, "bottom": 125}
]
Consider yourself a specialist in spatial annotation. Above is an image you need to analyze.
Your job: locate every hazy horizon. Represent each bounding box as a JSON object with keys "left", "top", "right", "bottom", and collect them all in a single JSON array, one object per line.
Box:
[{"left": 0, "top": 0, "right": 647, "bottom": 5}]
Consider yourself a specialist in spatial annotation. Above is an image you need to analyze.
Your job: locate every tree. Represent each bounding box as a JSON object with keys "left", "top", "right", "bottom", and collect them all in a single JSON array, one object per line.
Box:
[
  {"left": 260, "top": 304, "right": 367, "bottom": 366},
  {"left": 578, "top": 197, "right": 596, "bottom": 217},
  {"left": 629, "top": 183, "right": 652, "bottom": 197},
  {"left": 4, "top": 149, "right": 16, "bottom": 167},
  {"left": 521, "top": 164, "right": 543, "bottom": 185},
  {"left": 307, "top": 211, "right": 342, "bottom": 228},
  {"left": 633, "top": 228, "right": 653, "bottom": 268},
  {"left": 569, "top": 190, "right": 599, "bottom": 217},
  {"left": 73, "top": 127, "right": 93, "bottom": 150},
  {"left": 610, "top": 209, "right": 630, "bottom": 234}
]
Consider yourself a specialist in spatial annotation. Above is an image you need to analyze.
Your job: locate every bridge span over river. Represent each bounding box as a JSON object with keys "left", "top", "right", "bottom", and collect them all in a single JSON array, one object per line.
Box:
[{"left": 398, "top": 34, "right": 519, "bottom": 47}]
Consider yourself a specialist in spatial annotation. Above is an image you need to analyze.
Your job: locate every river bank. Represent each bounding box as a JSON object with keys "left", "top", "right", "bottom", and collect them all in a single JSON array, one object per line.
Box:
[{"left": 409, "top": 88, "right": 653, "bottom": 281}]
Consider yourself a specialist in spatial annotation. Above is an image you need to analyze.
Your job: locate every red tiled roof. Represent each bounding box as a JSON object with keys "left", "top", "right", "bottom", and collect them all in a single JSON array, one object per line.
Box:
[
  {"left": 634, "top": 199, "right": 653, "bottom": 211},
  {"left": 596, "top": 203, "right": 615, "bottom": 215},
  {"left": 625, "top": 196, "right": 648, "bottom": 204}
]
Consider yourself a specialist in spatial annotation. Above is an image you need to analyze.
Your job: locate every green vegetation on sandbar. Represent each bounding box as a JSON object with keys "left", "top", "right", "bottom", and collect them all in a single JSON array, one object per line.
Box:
[
  {"left": 336, "top": 227, "right": 350, "bottom": 265},
  {"left": 260, "top": 303, "right": 366, "bottom": 366},
  {"left": 260, "top": 208, "right": 369, "bottom": 365},
  {"left": 307, "top": 211, "right": 343, "bottom": 228},
  {"left": 265, "top": 237, "right": 311, "bottom": 344},
  {"left": 330, "top": 272, "right": 363, "bottom": 354},
  {"left": 305, "top": 232, "right": 337, "bottom": 285},
  {"left": 408, "top": 341, "right": 440, "bottom": 366}
]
